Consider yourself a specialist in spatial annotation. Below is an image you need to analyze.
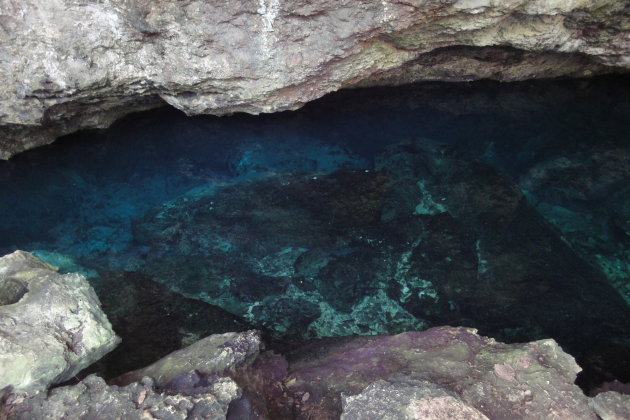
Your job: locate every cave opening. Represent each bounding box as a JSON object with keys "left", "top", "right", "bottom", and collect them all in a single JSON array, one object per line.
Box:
[{"left": 1, "top": 75, "right": 629, "bottom": 394}]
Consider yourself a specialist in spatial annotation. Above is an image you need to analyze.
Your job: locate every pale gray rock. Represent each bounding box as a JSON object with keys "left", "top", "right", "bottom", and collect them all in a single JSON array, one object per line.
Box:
[
  {"left": 589, "top": 391, "right": 630, "bottom": 420},
  {"left": 1, "top": 0, "right": 629, "bottom": 158},
  {"left": 2, "top": 374, "right": 239, "bottom": 420},
  {"left": 113, "top": 330, "right": 261, "bottom": 387},
  {"left": 341, "top": 375, "right": 489, "bottom": 420},
  {"left": 0, "top": 251, "right": 119, "bottom": 395},
  {"left": 286, "top": 327, "right": 600, "bottom": 419}
]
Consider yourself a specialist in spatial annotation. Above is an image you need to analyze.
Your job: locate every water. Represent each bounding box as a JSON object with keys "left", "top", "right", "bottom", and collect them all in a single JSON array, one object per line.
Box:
[{"left": 1, "top": 76, "right": 628, "bottom": 390}]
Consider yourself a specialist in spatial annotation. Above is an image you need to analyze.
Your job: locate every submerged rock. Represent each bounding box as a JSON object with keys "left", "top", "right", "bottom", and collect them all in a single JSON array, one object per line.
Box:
[
  {"left": 0, "top": 251, "right": 119, "bottom": 395},
  {"left": 518, "top": 144, "right": 630, "bottom": 304},
  {"left": 1, "top": 0, "right": 629, "bottom": 158},
  {"left": 133, "top": 139, "right": 630, "bottom": 386},
  {"left": 86, "top": 271, "right": 256, "bottom": 380}
]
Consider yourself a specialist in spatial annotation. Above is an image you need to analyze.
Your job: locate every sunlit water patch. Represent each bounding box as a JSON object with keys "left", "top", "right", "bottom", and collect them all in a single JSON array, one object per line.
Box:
[{"left": 1, "top": 76, "right": 629, "bottom": 390}]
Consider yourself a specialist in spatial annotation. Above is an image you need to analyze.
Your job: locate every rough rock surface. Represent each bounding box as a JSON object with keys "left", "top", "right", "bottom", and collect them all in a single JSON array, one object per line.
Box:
[
  {"left": 1, "top": 0, "right": 630, "bottom": 158},
  {"left": 341, "top": 375, "right": 490, "bottom": 420},
  {"left": 268, "top": 327, "right": 603, "bottom": 419},
  {"left": 0, "top": 251, "right": 119, "bottom": 394},
  {"left": 3, "top": 327, "right": 630, "bottom": 419},
  {"left": 113, "top": 330, "right": 262, "bottom": 387},
  {"left": 2, "top": 375, "right": 240, "bottom": 420},
  {"left": 589, "top": 391, "right": 630, "bottom": 420}
]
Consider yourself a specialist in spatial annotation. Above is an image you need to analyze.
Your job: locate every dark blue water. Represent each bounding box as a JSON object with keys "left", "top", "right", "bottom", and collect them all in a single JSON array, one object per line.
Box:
[{"left": 1, "top": 76, "right": 629, "bottom": 389}]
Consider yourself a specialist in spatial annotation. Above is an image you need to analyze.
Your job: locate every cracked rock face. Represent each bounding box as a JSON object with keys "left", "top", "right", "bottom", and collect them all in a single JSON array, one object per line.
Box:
[
  {"left": 1, "top": 0, "right": 629, "bottom": 158},
  {"left": 0, "top": 251, "right": 120, "bottom": 395}
]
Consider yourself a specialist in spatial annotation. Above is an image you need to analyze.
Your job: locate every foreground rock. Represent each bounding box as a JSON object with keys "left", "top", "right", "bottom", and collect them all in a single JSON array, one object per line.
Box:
[
  {"left": 2, "top": 331, "right": 263, "bottom": 420},
  {"left": 3, "top": 375, "right": 239, "bottom": 420},
  {"left": 0, "top": 251, "right": 119, "bottom": 394},
  {"left": 341, "top": 376, "right": 490, "bottom": 420},
  {"left": 86, "top": 271, "right": 256, "bottom": 379},
  {"left": 3, "top": 327, "right": 630, "bottom": 419},
  {"left": 1, "top": 0, "right": 629, "bottom": 158},
  {"left": 113, "top": 330, "right": 262, "bottom": 387},
  {"left": 263, "top": 327, "right": 626, "bottom": 419}
]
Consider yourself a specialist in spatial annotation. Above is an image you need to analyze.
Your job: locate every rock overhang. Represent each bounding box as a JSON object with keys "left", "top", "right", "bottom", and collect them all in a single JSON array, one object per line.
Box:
[{"left": 0, "top": 0, "right": 629, "bottom": 158}]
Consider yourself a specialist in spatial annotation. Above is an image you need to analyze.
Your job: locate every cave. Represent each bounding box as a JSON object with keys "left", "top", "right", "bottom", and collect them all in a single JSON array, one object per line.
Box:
[{"left": 1, "top": 1, "right": 629, "bottom": 419}]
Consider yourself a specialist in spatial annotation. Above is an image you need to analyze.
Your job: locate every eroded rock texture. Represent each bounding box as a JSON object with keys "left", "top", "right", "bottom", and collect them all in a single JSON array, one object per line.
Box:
[
  {"left": 2, "top": 331, "right": 263, "bottom": 420},
  {"left": 0, "top": 251, "right": 119, "bottom": 394},
  {"left": 3, "top": 327, "right": 630, "bottom": 419},
  {"left": 1, "top": 0, "right": 629, "bottom": 158},
  {"left": 113, "top": 330, "right": 262, "bottom": 387},
  {"left": 262, "top": 327, "right": 618, "bottom": 419},
  {"left": 3, "top": 375, "right": 241, "bottom": 420}
]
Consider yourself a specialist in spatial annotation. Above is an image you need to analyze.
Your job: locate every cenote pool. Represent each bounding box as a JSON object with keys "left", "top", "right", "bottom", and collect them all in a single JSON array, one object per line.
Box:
[{"left": 1, "top": 76, "right": 629, "bottom": 391}]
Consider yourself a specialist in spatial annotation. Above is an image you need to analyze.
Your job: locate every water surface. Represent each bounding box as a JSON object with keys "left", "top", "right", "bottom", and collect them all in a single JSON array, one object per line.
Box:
[{"left": 1, "top": 76, "right": 628, "bottom": 389}]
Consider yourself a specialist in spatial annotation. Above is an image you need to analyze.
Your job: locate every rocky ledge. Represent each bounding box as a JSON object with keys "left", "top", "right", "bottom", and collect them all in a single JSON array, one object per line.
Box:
[
  {"left": 2, "top": 327, "right": 630, "bottom": 419},
  {"left": 1, "top": 0, "right": 629, "bottom": 158}
]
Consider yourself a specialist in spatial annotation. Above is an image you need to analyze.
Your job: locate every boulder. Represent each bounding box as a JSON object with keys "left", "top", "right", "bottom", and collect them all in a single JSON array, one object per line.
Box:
[
  {"left": 3, "top": 327, "right": 630, "bottom": 419},
  {"left": 1, "top": 0, "right": 629, "bottom": 158},
  {"left": 270, "top": 327, "right": 599, "bottom": 419},
  {"left": 589, "top": 391, "right": 630, "bottom": 420},
  {"left": 341, "top": 375, "right": 489, "bottom": 420},
  {"left": 113, "top": 330, "right": 262, "bottom": 387},
  {"left": 0, "top": 251, "right": 119, "bottom": 394}
]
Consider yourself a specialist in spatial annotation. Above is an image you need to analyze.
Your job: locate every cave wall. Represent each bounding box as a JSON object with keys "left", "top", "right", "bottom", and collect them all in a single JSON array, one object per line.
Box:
[{"left": 0, "top": 0, "right": 629, "bottom": 158}]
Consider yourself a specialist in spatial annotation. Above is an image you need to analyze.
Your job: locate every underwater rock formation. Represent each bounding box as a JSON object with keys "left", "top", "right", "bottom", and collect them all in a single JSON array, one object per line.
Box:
[
  {"left": 2, "top": 331, "right": 263, "bottom": 420},
  {"left": 132, "top": 139, "right": 630, "bottom": 380},
  {"left": 1, "top": 0, "right": 630, "bottom": 158},
  {"left": 0, "top": 251, "right": 119, "bottom": 394},
  {"left": 518, "top": 144, "right": 630, "bottom": 303}
]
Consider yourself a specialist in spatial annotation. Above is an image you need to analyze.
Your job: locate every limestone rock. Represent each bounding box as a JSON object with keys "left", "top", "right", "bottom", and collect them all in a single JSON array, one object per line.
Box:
[
  {"left": 2, "top": 375, "right": 239, "bottom": 420},
  {"left": 113, "top": 330, "right": 261, "bottom": 387},
  {"left": 0, "top": 251, "right": 119, "bottom": 395},
  {"left": 341, "top": 375, "right": 489, "bottom": 420},
  {"left": 273, "top": 327, "right": 598, "bottom": 419},
  {"left": 2, "top": 331, "right": 263, "bottom": 419},
  {"left": 589, "top": 391, "right": 630, "bottom": 420},
  {"left": 1, "top": 0, "right": 629, "bottom": 158}
]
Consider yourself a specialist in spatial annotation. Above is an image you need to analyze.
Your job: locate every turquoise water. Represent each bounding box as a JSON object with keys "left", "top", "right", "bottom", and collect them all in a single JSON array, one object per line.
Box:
[{"left": 1, "top": 76, "right": 628, "bottom": 389}]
